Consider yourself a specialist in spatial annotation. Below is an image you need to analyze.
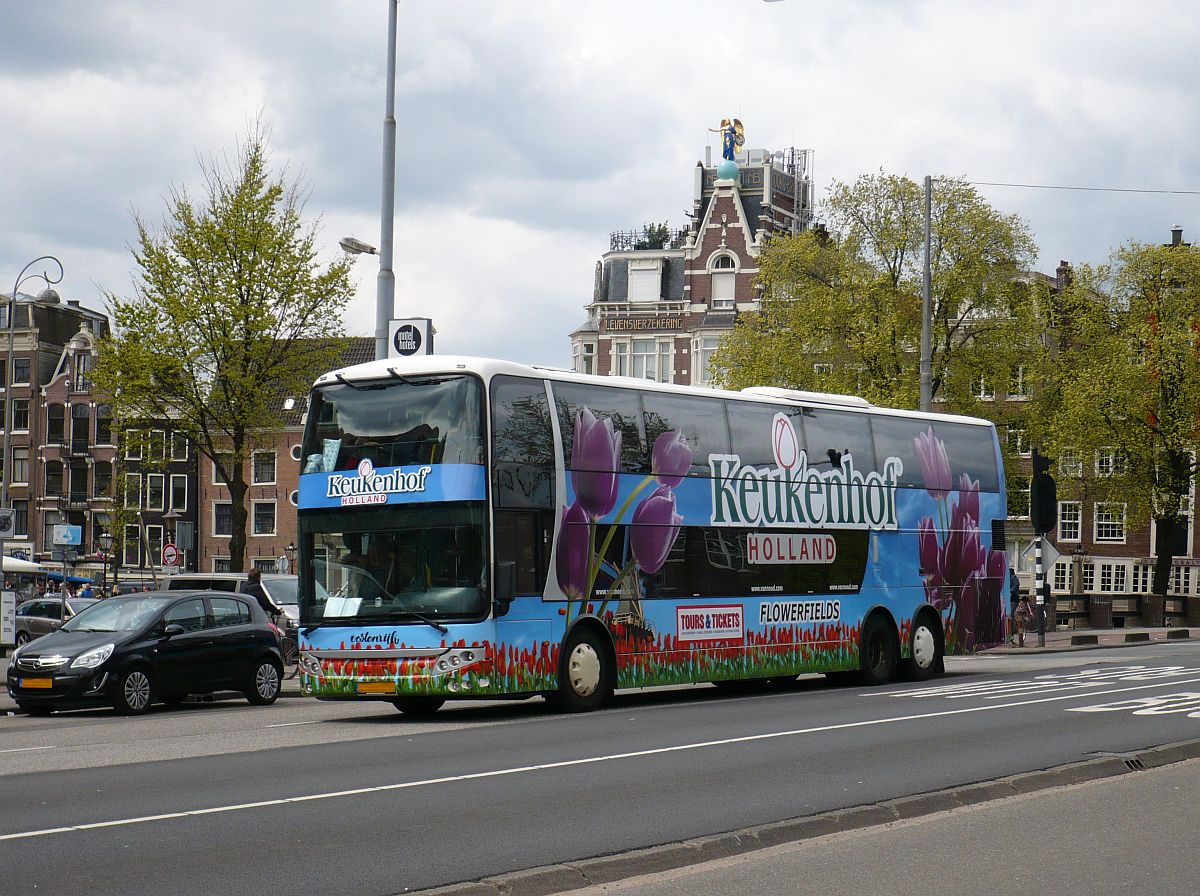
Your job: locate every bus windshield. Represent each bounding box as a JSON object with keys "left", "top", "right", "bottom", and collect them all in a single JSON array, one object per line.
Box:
[
  {"left": 301, "top": 374, "right": 484, "bottom": 473},
  {"left": 300, "top": 504, "right": 488, "bottom": 625}
]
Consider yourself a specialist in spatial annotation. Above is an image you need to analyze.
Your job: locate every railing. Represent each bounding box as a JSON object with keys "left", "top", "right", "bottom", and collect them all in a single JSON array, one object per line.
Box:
[{"left": 609, "top": 227, "right": 690, "bottom": 252}]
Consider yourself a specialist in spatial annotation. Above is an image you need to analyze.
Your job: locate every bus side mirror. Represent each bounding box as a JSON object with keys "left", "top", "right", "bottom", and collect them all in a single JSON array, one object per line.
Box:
[{"left": 494, "top": 561, "right": 516, "bottom": 617}]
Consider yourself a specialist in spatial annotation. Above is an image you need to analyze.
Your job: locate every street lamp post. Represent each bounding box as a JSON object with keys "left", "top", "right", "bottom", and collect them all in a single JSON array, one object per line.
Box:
[
  {"left": 96, "top": 530, "right": 113, "bottom": 596},
  {"left": 3, "top": 257, "right": 64, "bottom": 521},
  {"left": 286, "top": 542, "right": 296, "bottom": 575}
]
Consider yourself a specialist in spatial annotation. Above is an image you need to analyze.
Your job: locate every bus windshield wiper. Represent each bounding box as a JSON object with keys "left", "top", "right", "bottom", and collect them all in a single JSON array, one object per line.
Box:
[
  {"left": 335, "top": 373, "right": 391, "bottom": 392},
  {"left": 386, "top": 366, "right": 416, "bottom": 386},
  {"left": 394, "top": 611, "right": 448, "bottom": 635}
]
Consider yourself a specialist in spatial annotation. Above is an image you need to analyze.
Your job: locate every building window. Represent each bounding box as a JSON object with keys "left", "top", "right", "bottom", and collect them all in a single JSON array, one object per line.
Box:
[
  {"left": 1099, "top": 563, "right": 1127, "bottom": 593},
  {"left": 69, "top": 461, "right": 88, "bottom": 503},
  {"left": 1006, "top": 427, "right": 1030, "bottom": 458},
  {"left": 94, "top": 461, "right": 112, "bottom": 498},
  {"left": 573, "top": 341, "right": 596, "bottom": 375},
  {"left": 627, "top": 261, "right": 662, "bottom": 302},
  {"left": 11, "top": 448, "right": 28, "bottom": 485},
  {"left": 252, "top": 557, "right": 276, "bottom": 573},
  {"left": 13, "top": 500, "right": 28, "bottom": 537},
  {"left": 123, "top": 524, "right": 141, "bottom": 567},
  {"left": 1094, "top": 502, "right": 1126, "bottom": 543},
  {"left": 614, "top": 339, "right": 672, "bottom": 382},
  {"left": 1053, "top": 561, "right": 1070, "bottom": 592},
  {"left": 146, "top": 473, "right": 165, "bottom": 511},
  {"left": 212, "top": 453, "right": 235, "bottom": 485},
  {"left": 1058, "top": 501, "right": 1081, "bottom": 541},
  {"left": 45, "top": 461, "right": 63, "bottom": 497},
  {"left": 290, "top": 443, "right": 303, "bottom": 462},
  {"left": 1132, "top": 564, "right": 1153, "bottom": 593},
  {"left": 170, "top": 431, "right": 189, "bottom": 461},
  {"left": 71, "top": 404, "right": 90, "bottom": 452},
  {"left": 1057, "top": 448, "right": 1082, "bottom": 477},
  {"left": 170, "top": 474, "right": 188, "bottom": 512},
  {"left": 12, "top": 399, "right": 29, "bottom": 432},
  {"left": 12, "top": 358, "right": 30, "bottom": 385},
  {"left": 695, "top": 336, "right": 720, "bottom": 385},
  {"left": 147, "top": 429, "right": 166, "bottom": 459},
  {"left": 213, "top": 502, "right": 233, "bottom": 537},
  {"left": 213, "top": 557, "right": 232, "bottom": 573},
  {"left": 813, "top": 363, "right": 833, "bottom": 380},
  {"left": 1008, "top": 365, "right": 1027, "bottom": 399},
  {"left": 124, "top": 473, "right": 141, "bottom": 509},
  {"left": 96, "top": 405, "right": 113, "bottom": 444},
  {"left": 252, "top": 501, "right": 276, "bottom": 536},
  {"left": 1082, "top": 562, "right": 1095, "bottom": 593},
  {"left": 289, "top": 489, "right": 299, "bottom": 507},
  {"left": 1010, "top": 475, "right": 1030, "bottom": 519},
  {"left": 73, "top": 353, "right": 92, "bottom": 392},
  {"left": 1094, "top": 447, "right": 1125, "bottom": 477},
  {"left": 1171, "top": 565, "right": 1193, "bottom": 596},
  {"left": 711, "top": 272, "right": 736, "bottom": 309},
  {"left": 125, "top": 430, "right": 142, "bottom": 461},
  {"left": 973, "top": 376, "right": 994, "bottom": 401},
  {"left": 252, "top": 451, "right": 277, "bottom": 485}
]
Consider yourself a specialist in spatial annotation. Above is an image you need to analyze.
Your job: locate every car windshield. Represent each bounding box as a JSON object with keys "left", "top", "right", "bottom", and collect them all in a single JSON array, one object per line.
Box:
[
  {"left": 263, "top": 578, "right": 299, "bottom": 606},
  {"left": 66, "top": 599, "right": 99, "bottom": 615},
  {"left": 60, "top": 596, "right": 173, "bottom": 633}
]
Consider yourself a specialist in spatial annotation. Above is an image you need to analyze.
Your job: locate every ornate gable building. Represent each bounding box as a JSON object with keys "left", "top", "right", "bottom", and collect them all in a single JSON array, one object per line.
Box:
[{"left": 570, "top": 139, "right": 814, "bottom": 386}]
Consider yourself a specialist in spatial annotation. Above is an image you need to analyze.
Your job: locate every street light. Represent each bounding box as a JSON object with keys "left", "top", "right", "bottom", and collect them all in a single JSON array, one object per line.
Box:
[
  {"left": 3, "top": 256, "right": 64, "bottom": 523},
  {"left": 96, "top": 530, "right": 113, "bottom": 596},
  {"left": 342, "top": 0, "right": 400, "bottom": 361},
  {"left": 286, "top": 542, "right": 296, "bottom": 575}
]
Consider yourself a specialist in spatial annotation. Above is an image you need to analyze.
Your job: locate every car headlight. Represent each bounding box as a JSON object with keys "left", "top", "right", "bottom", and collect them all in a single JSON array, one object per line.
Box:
[{"left": 71, "top": 644, "right": 115, "bottom": 670}]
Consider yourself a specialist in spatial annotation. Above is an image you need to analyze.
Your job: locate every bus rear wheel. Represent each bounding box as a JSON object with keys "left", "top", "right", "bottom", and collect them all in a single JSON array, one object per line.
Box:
[
  {"left": 859, "top": 614, "right": 898, "bottom": 686},
  {"left": 392, "top": 697, "right": 446, "bottom": 718},
  {"left": 549, "top": 627, "right": 612, "bottom": 713},
  {"left": 902, "top": 613, "right": 942, "bottom": 681}
]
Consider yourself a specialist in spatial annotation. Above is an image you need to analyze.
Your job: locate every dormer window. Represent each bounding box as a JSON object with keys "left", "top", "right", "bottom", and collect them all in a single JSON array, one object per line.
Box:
[
  {"left": 710, "top": 254, "right": 738, "bottom": 310},
  {"left": 627, "top": 259, "right": 663, "bottom": 302}
]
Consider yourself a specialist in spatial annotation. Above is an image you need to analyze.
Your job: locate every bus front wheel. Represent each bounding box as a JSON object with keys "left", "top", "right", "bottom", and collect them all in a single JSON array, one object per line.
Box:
[
  {"left": 549, "top": 628, "right": 612, "bottom": 713},
  {"left": 859, "top": 615, "right": 898, "bottom": 686}
]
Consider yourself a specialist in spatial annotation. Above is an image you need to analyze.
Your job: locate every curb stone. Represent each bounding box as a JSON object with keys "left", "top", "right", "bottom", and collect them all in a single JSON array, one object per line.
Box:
[{"left": 409, "top": 740, "right": 1200, "bottom": 896}]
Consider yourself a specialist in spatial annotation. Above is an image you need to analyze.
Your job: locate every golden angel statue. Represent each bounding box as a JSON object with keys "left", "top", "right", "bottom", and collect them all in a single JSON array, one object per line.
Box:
[{"left": 709, "top": 118, "right": 745, "bottom": 161}]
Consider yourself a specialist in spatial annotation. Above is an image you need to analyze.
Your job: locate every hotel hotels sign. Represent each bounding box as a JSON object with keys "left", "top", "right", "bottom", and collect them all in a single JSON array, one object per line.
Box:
[{"left": 602, "top": 316, "right": 684, "bottom": 333}]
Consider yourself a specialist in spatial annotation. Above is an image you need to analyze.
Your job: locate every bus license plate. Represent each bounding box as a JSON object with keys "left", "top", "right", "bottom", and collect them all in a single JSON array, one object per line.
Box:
[
  {"left": 357, "top": 682, "right": 396, "bottom": 695},
  {"left": 20, "top": 678, "right": 53, "bottom": 689}
]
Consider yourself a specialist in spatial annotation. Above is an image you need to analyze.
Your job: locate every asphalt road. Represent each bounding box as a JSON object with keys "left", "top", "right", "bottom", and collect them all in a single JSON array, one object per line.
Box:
[{"left": 3, "top": 644, "right": 1200, "bottom": 896}]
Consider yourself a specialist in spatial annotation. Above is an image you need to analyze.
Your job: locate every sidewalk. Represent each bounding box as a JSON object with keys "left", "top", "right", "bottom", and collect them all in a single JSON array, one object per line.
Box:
[{"left": 983, "top": 624, "right": 1198, "bottom": 654}]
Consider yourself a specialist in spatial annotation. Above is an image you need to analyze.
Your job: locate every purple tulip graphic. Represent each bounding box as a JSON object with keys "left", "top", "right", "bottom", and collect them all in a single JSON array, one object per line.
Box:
[
  {"left": 629, "top": 485, "right": 683, "bottom": 575},
  {"left": 914, "top": 426, "right": 953, "bottom": 499},
  {"left": 555, "top": 501, "right": 591, "bottom": 602},
  {"left": 571, "top": 407, "right": 622, "bottom": 518},
  {"left": 652, "top": 430, "right": 692, "bottom": 488}
]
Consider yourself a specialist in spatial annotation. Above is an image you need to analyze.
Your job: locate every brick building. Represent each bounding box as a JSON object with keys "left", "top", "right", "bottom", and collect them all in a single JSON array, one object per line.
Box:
[{"left": 570, "top": 145, "right": 814, "bottom": 386}]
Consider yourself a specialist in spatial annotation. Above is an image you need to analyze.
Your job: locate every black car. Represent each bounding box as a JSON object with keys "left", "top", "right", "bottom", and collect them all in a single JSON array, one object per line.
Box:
[{"left": 6, "top": 591, "right": 286, "bottom": 716}]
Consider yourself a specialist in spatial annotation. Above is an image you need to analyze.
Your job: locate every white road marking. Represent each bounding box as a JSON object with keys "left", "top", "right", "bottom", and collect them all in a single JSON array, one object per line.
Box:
[
  {"left": 264, "top": 720, "right": 322, "bottom": 729},
  {"left": 4, "top": 673, "right": 1200, "bottom": 843},
  {"left": 0, "top": 745, "right": 55, "bottom": 754}
]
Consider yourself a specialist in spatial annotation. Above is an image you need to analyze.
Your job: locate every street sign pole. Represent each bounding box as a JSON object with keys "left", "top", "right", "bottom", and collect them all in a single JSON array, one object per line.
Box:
[{"left": 1035, "top": 535, "right": 1046, "bottom": 648}]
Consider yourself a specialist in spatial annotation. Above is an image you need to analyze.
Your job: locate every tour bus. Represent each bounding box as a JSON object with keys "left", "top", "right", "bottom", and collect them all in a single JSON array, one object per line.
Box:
[{"left": 296, "top": 356, "right": 1008, "bottom": 715}]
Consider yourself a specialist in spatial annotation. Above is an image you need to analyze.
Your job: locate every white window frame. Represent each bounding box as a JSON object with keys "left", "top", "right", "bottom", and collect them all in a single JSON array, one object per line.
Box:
[
  {"left": 1058, "top": 448, "right": 1082, "bottom": 478},
  {"left": 252, "top": 500, "right": 277, "bottom": 537},
  {"left": 1082, "top": 562, "right": 1095, "bottom": 593},
  {"left": 1052, "top": 561, "right": 1070, "bottom": 593},
  {"left": 125, "top": 430, "right": 142, "bottom": 461},
  {"left": 1132, "top": 564, "right": 1153, "bottom": 594},
  {"left": 145, "top": 473, "right": 165, "bottom": 511},
  {"left": 11, "top": 399, "right": 29, "bottom": 432},
  {"left": 613, "top": 337, "right": 672, "bottom": 382},
  {"left": 212, "top": 454, "right": 235, "bottom": 486},
  {"left": 123, "top": 523, "right": 141, "bottom": 567},
  {"left": 1094, "top": 502, "right": 1127, "bottom": 544},
  {"left": 974, "top": 375, "right": 994, "bottom": 401},
  {"left": 693, "top": 334, "right": 721, "bottom": 385},
  {"left": 813, "top": 363, "right": 833, "bottom": 378},
  {"left": 627, "top": 260, "right": 662, "bottom": 303},
  {"left": 147, "top": 429, "right": 166, "bottom": 459},
  {"left": 170, "top": 473, "right": 188, "bottom": 512},
  {"left": 170, "top": 431, "right": 189, "bottom": 461},
  {"left": 1006, "top": 427, "right": 1030, "bottom": 458},
  {"left": 146, "top": 524, "right": 164, "bottom": 566},
  {"left": 1008, "top": 364, "right": 1028, "bottom": 400},
  {"left": 1094, "top": 447, "right": 1126, "bottom": 477},
  {"left": 212, "top": 556, "right": 232, "bottom": 573},
  {"left": 252, "top": 450, "right": 277, "bottom": 486},
  {"left": 1058, "top": 501, "right": 1081, "bottom": 542},
  {"left": 124, "top": 473, "right": 142, "bottom": 510},
  {"left": 12, "top": 447, "right": 28, "bottom": 485},
  {"left": 710, "top": 271, "right": 736, "bottom": 309}
]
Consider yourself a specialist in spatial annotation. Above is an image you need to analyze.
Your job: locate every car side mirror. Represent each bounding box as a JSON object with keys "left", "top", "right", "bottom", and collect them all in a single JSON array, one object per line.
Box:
[
  {"left": 494, "top": 561, "right": 516, "bottom": 617},
  {"left": 163, "top": 623, "right": 185, "bottom": 638}
]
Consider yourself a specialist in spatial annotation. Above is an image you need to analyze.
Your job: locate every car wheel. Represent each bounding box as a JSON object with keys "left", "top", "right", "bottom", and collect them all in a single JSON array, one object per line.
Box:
[
  {"left": 902, "top": 612, "right": 942, "bottom": 682},
  {"left": 859, "top": 614, "right": 898, "bottom": 686},
  {"left": 549, "top": 627, "right": 612, "bottom": 713},
  {"left": 15, "top": 631, "right": 29, "bottom": 647},
  {"left": 391, "top": 697, "right": 446, "bottom": 717},
  {"left": 19, "top": 703, "right": 53, "bottom": 716},
  {"left": 114, "top": 668, "right": 153, "bottom": 715},
  {"left": 246, "top": 659, "right": 282, "bottom": 705}
]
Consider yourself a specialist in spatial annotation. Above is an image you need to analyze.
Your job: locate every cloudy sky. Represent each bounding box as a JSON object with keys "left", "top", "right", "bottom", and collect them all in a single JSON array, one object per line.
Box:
[{"left": 2, "top": 1, "right": 1196, "bottom": 368}]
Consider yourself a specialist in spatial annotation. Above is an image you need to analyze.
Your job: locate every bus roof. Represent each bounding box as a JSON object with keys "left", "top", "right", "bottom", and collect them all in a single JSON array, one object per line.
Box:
[{"left": 313, "top": 355, "right": 996, "bottom": 429}]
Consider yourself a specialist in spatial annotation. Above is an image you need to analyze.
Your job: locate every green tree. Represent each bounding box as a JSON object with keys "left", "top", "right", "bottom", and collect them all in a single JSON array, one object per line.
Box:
[
  {"left": 1049, "top": 241, "right": 1200, "bottom": 601},
  {"left": 93, "top": 130, "right": 355, "bottom": 571},
  {"left": 713, "top": 173, "right": 1038, "bottom": 415}
]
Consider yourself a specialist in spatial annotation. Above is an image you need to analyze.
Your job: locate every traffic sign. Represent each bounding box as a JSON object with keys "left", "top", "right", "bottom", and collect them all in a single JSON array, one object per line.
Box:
[
  {"left": 162, "top": 543, "right": 180, "bottom": 566},
  {"left": 1018, "top": 538, "right": 1060, "bottom": 571}
]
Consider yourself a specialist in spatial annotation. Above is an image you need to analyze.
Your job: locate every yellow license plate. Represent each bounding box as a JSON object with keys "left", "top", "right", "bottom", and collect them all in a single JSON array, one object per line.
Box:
[
  {"left": 357, "top": 681, "right": 396, "bottom": 695},
  {"left": 19, "top": 678, "right": 53, "bottom": 689}
]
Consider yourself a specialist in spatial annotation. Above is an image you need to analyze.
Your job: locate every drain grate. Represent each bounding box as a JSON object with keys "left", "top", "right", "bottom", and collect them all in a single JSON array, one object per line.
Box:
[{"left": 1124, "top": 757, "right": 1148, "bottom": 772}]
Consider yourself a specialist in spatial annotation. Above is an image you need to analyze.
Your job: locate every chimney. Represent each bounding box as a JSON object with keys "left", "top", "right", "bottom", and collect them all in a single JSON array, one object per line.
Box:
[
  {"left": 1171, "top": 225, "right": 1184, "bottom": 246},
  {"left": 1056, "top": 260, "right": 1072, "bottom": 291}
]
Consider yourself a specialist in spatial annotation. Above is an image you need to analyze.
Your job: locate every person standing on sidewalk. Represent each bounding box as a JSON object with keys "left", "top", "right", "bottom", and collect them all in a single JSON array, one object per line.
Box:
[{"left": 1014, "top": 594, "right": 1033, "bottom": 647}]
